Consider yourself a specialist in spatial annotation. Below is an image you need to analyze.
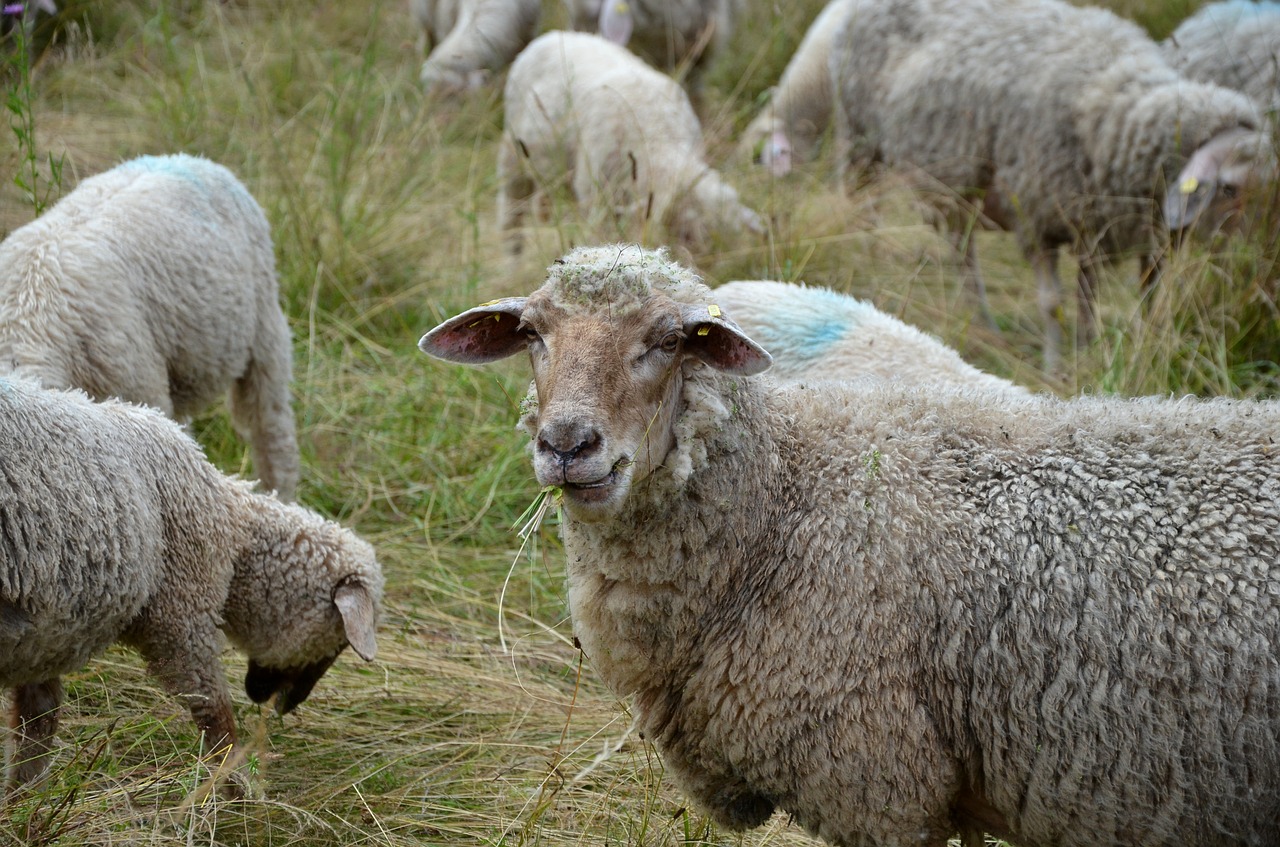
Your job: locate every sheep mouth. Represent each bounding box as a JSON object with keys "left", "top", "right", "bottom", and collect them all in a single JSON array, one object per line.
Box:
[
  {"left": 561, "top": 458, "right": 629, "bottom": 502},
  {"left": 245, "top": 653, "right": 341, "bottom": 715}
]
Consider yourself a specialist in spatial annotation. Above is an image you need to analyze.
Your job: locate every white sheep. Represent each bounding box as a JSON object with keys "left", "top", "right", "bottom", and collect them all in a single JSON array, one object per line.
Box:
[
  {"left": 564, "top": 0, "right": 738, "bottom": 95},
  {"left": 829, "top": 0, "right": 1278, "bottom": 372},
  {"left": 0, "top": 377, "right": 382, "bottom": 794},
  {"left": 739, "top": 0, "right": 853, "bottom": 176},
  {"left": 421, "top": 243, "right": 1280, "bottom": 847},
  {"left": 410, "top": 0, "right": 541, "bottom": 95},
  {"left": 1163, "top": 1, "right": 1280, "bottom": 115},
  {"left": 0, "top": 153, "right": 301, "bottom": 501},
  {"left": 498, "top": 30, "right": 764, "bottom": 254},
  {"left": 712, "top": 279, "right": 1024, "bottom": 394}
]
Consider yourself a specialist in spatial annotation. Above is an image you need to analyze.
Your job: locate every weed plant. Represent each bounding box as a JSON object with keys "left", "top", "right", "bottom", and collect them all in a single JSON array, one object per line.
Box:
[{"left": 0, "top": 0, "right": 1276, "bottom": 844}]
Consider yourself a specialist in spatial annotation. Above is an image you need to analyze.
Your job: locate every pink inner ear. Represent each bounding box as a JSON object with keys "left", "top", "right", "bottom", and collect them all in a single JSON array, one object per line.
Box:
[
  {"left": 688, "top": 320, "right": 773, "bottom": 376},
  {"left": 420, "top": 299, "right": 530, "bottom": 364}
]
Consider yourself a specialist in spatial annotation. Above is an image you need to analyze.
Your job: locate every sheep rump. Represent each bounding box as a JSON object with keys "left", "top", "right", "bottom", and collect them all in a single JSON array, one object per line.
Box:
[
  {"left": 0, "top": 378, "right": 382, "bottom": 792},
  {"left": 421, "top": 243, "right": 1280, "bottom": 847},
  {"left": 0, "top": 153, "right": 300, "bottom": 500}
]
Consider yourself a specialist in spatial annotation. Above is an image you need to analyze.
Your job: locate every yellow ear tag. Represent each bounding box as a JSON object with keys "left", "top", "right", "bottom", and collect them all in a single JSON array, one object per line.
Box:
[
  {"left": 492, "top": 314, "right": 501, "bottom": 322},
  {"left": 1180, "top": 176, "right": 1200, "bottom": 195},
  {"left": 614, "top": 0, "right": 630, "bottom": 12},
  {"left": 708, "top": 304, "right": 722, "bottom": 318},
  {"left": 479, "top": 299, "right": 501, "bottom": 307},
  {"left": 697, "top": 326, "right": 711, "bottom": 336}
]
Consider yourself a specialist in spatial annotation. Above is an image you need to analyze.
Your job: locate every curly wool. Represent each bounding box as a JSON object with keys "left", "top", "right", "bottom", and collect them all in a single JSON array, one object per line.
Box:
[
  {"left": 0, "top": 377, "right": 382, "bottom": 785},
  {"left": 0, "top": 153, "right": 299, "bottom": 500},
  {"left": 546, "top": 257, "right": 1280, "bottom": 846}
]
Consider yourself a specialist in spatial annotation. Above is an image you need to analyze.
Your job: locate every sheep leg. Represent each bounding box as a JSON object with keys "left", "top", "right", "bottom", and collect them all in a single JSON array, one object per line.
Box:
[
  {"left": 1075, "top": 254, "right": 1101, "bottom": 347},
  {"left": 497, "top": 137, "right": 536, "bottom": 256},
  {"left": 5, "top": 679, "right": 62, "bottom": 792},
  {"left": 231, "top": 326, "right": 301, "bottom": 502},
  {"left": 132, "top": 631, "right": 239, "bottom": 768},
  {"left": 947, "top": 222, "right": 998, "bottom": 331},
  {"left": 1032, "top": 246, "right": 1065, "bottom": 373}
]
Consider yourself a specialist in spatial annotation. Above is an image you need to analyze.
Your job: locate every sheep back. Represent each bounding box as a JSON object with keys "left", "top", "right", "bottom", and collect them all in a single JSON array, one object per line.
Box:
[{"left": 1164, "top": 0, "right": 1280, "bottom": 113}]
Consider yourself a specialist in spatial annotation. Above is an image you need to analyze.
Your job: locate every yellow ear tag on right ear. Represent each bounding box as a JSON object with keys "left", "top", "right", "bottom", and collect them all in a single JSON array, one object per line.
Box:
[
  {"left": 1180, "top": 176, "right": 1200, "bottom": 195},
  {"left": 708, "top": 304, "right": 722, "bottom": 318},
  {"left": 697, "top": 326, "right": 711, "bottom": 336},
  {"left": 479, "top": 300, "right": 501, "bottom": 307}
]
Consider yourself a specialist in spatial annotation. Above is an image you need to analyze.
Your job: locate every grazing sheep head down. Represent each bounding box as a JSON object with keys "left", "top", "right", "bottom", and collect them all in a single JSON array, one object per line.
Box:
[
  {"left": 418, "top": 245, "right": 771, "bottom": 521},
  {"left": 1165, "top": 126, "right": 1279, "bottom": 232}
]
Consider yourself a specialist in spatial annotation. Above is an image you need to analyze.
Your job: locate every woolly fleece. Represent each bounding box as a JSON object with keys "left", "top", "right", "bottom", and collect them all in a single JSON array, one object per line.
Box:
[
  {"left": 0, "top": 378, "right": 382, "bottom": 788},
  {"left": 411, "top": 0, "right": 540, "bottom": 94},
  {"left": 0, "top": 153, "right": 300, "bottom": 500},
  {"left": 428, "top": 244, "right": 1280, "bottom": 847},
  {"left": 1164, "top": 0, "right": 1280, "bottom": 113},
  {"left": 712, "top": 279, "right": 1024, "bottom": 394},
  {"left": 498, "top": 31, "right": 762, "bottom": 253}
]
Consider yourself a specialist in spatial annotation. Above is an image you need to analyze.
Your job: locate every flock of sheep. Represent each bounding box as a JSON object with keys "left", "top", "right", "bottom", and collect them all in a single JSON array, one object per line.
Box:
[{"left": 3, "top": 0, "right": 1280, "bottom": 846}]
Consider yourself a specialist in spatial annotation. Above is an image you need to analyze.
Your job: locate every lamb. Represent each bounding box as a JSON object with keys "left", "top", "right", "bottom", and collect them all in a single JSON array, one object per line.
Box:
[
  {"left": 420, "top": 243, "right": 1280, "bottom": 847},
  {"left": 410, "top": 0, "right": 541, "bottom": 95},
  {"left": 1163, "top": 1, "right": 1280, "bottom": 115},
  {"left": 739, "top": 0, "right": 853, "bottom": 176},
  {"left": 564, "top": 0, "right": 738, "bottom": 95},
  {"left": 0, "top": 153, "right": 301, "bottom": 501},
  {"left": 829, "top": 0, "right": 1277, "bottom": 372},
  {"left": 0, "top": 377, "right": 382, "bottom": 794},
  {"left": 712, "top": 279, "right": 1024, "bottom": 394},
  {"left": 498, "top": 30, "right": 764, "bottom": 254}
]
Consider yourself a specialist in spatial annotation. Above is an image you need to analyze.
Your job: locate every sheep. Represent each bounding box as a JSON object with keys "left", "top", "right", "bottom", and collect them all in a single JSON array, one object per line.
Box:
[
  {"left": 498, "top": 30, "right": 764, "bottom": 255},
  {"left": 564, "top": 0, "right": 738, "bottom": 96},
  {"left": 828, "top": 0, "right": 1278, "bottom": 373},
  {"left": 410, "top": 0, "right": 541, "bottom": 95},
  {"left": 712, "top": 279, "right": 1024, "bottom": 394},
  {"left": 739, "top": 0, "right": 853, "bottom": 176},
  {"left": 1163, "top": 1, "right": 1280, "bottom": 115},
  {"left": 0, "top": 377, "right": 382, "bottom": 795},
  {"left": 420, "top": 242, "right": 1280, "bottom": 847},
  {"left": 0, "top": 153, "right": 301, "bottom": 501}
]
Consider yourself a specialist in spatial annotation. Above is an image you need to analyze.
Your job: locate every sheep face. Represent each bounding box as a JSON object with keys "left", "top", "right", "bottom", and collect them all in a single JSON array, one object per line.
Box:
[
  {"left": 1164, "top": 127, "right": 1278, "bottom": 231},
  {"left": 418, "top": 247, "right": 772, "bottom": 521}
]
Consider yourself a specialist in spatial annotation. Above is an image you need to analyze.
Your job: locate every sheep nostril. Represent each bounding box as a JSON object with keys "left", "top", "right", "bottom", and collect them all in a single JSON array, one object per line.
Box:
[{"left": 538, "top": 427, "right": 602, "bottom": 465}]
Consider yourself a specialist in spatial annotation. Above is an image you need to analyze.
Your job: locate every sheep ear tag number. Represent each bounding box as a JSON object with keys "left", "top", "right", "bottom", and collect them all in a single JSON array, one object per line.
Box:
[{"left": 698, "top": 304, "right": 721, "bottom": 336}]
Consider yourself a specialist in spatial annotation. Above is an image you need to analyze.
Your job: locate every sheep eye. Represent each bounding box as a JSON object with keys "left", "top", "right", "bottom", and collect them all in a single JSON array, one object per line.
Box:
[
  {"left": 659, "top": 333, "right": 680, "bottom": 353},
  {"left": 519, "top": 324, "right": 541, "bottom": 343}
]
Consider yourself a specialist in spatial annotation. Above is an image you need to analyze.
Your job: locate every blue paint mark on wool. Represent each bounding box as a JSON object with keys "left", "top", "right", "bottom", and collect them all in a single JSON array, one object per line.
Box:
[{"left": 733, "top": 286, "right": 869, "bottom": 360}]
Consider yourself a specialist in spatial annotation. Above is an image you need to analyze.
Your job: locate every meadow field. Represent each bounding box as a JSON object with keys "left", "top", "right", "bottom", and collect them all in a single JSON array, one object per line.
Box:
[{"left": 0, "top": 0, "right": 1277, "bottom": 843}]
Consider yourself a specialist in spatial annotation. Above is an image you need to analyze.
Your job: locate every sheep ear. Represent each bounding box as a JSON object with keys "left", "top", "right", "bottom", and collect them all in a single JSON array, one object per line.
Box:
[
  {"left": 419, "top": 297, "right": 529, "bottom": 364},
  {"left": 335, "top": 580, "right": 378, "bottom": 662},
  {"left": 1164, "top": 128, "right": 1255, "bottom": 229},
  {"left": 599, "top": 0, "right": 633, "bottom": 44},
  {"left": 681, "top": 304, "right": 773, "bottom": 376}
]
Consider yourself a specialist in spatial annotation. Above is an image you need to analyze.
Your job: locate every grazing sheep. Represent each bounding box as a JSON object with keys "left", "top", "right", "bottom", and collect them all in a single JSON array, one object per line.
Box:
[
  {"left": 498, "top": 30, "right": 764, "bottom": 254},
  {"left": 0, "top": 378, "right": 382, "bottom": 794},
  {"left": 0, "top": 153, "right": 301, "bottom": 500},
  {"left": 1164, "top": 0, "right": 1280, "bottom": 114},
  {"left": 740, "top": 0, "right": 853, "bottom": 176},
  {"left": 829, "top": 0, "right": 1278, "bottom": 372},
  {"left": 410, "top": 0, "right": 541, "bottom": 95},
  {"left": 565, "top": 0, "right": 738, "bottom": 95},
  {"left": 421, "top": 243, "right": 1280, "bottom": 847},
  {"left": 713, "top": 279, "right": 1024, "bottom": 394}
]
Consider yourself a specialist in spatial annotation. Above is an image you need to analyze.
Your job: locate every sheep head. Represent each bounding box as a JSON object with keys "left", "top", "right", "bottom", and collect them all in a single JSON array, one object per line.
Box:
[
  {"left": 1164, "top": 126, "right": 1278, "bottom": 231},
  {"left": 419, "top": 245, "right": 771, "bottom": 521}
]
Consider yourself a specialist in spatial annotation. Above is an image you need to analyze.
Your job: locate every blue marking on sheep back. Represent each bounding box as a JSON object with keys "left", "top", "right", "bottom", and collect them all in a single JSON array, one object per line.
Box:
[
  {"left": 745, "top": 287, "right": 867, "bottom": 359},
  {"left": 117, "top": 154, "right": 260, "bottom": 220}
]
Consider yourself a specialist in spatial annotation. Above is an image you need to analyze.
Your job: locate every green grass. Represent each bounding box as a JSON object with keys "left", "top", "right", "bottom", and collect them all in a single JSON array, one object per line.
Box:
[{"left": 1, "top": 0, "right": 1277, "bottom": 844}]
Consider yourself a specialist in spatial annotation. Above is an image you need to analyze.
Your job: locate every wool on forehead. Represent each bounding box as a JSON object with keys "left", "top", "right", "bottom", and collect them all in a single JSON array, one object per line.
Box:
[{"left": 543, "top": 244, "right": 713, "bottom": 312}]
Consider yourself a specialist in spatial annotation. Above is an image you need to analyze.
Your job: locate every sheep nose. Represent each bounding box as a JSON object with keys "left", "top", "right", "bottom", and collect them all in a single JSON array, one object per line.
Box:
[{"left": 537, "top": 421, "right": 601, "bottom": 465}]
